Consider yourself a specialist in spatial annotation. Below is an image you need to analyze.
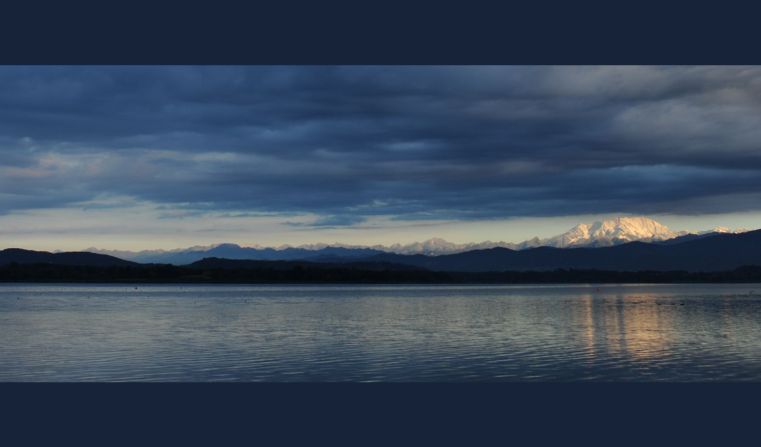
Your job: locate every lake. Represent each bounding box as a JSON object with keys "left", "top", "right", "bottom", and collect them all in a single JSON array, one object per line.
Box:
[{"left": 1, "top": 283, "right": 761, "bottom": 381}]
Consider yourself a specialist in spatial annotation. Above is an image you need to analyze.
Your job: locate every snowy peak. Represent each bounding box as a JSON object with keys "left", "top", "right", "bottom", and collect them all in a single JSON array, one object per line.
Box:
[
  {"left": 595, "top": 216, "right": 671, "bottom": 236},
  {"left": 546, "top": 216, "right": 682, "bottom": 248},
  {"left": 549, "top": 223, "right": 591, "bottom": 248},
  {"left": 386, "top": 238, "right": 462, "bottom": 255},
  {"left": 701, "top": 226, "right": 748, "bottom": 235},
  {"left": 381, "top": 238, "right": 512, "bottom": 256}
]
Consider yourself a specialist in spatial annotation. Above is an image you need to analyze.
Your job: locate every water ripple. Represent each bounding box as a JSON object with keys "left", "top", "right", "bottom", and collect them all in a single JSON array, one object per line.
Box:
[{"left": 2, "top": 283, "right": 761, "bottom": 381}]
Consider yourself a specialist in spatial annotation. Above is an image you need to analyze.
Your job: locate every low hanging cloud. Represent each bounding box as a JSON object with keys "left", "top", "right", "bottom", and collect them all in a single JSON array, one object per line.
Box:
[{"left": 2, "top": 66, "right": 761, "bottom": 224}]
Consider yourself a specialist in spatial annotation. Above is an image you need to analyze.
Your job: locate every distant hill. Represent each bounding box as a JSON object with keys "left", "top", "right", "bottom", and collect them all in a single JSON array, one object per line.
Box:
[
  {"left": 358, "top": 229, "right": 761, "bottom": 272},
  {"left": 0, "top": 248, "right": 136, "bottom": 267},
  {"left": 2, "top": 259, "right": 761, "bottom": 284},
  {"left": 652, "top": 230, "right": 740, "bottom": 245}
]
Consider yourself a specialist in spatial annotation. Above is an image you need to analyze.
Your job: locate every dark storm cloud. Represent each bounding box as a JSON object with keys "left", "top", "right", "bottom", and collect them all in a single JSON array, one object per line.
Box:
[{"left": 2, "top": 66, "right": 761, "bottom": 221}]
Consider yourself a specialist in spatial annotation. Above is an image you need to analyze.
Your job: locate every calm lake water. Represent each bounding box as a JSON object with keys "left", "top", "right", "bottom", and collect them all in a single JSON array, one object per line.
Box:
[{"left": 2, "top": 283, "right": 761, "bottom": 382}]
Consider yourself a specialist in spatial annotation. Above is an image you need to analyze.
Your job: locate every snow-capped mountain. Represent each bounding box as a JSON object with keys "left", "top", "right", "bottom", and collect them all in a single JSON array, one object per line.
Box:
[
  {"left": 86, "top": 216, "right": 751, "bottom": 263},
  {"left": 699, "top": 226, "right": 748, "bottom": 235},
  {"left": 380, "top": 238, "right": 508, "bottom": 256},
  {"left": 542, "top": 216, "right": 685, "bottom": 248}
]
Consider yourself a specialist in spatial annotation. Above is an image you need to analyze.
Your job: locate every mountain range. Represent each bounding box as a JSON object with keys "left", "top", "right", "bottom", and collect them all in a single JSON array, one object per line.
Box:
[
  {"left": 2, "top": 216, "right": 757, "bottom": 274},
  {"left": 1, "top": 224, "right": 760, "bottom": 274},
  {"left": 0, "top": 226, "right": 761, "bottom": 272},
  {"left": 86, "top": 216, "right": 748, "bottom": 264}
]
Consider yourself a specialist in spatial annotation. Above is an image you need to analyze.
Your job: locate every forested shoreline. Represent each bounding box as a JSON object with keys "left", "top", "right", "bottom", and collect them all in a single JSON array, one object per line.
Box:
[{"left": 2, "top": 261, "right": 761, "bottom": 284}]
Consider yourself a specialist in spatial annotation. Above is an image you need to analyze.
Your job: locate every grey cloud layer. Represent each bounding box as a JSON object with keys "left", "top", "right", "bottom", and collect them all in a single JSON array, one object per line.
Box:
[{"left": 2, "top": 66, "right": 761, "bottom": 221}]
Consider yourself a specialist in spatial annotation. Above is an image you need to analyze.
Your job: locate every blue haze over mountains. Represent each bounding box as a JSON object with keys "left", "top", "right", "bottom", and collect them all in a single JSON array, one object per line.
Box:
[
  {"left": 38, "top": 217, "right": 755, "bottom": 272},
  {"left": 0, "top": 227, "right": 758, "bottom": 273},
  {"left": 1, "top": 216, "right": 758, "bottom": 273},
  {"left": 85, "top": 216, "right": 749, "bottom": 266},
  {"left": 1, "top": 226, "right": 760, "bottom": 273}
]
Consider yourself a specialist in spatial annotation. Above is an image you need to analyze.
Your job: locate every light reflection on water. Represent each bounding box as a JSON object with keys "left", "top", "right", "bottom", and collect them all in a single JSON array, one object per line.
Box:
[{"left": 1, "top": 283, "right": 760, "bottom": 382}]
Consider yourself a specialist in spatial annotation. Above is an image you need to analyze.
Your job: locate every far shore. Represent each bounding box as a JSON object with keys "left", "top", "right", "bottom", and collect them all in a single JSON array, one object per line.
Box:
[{"left": 2, "top": 262, "right": 761, "bottom": 285}]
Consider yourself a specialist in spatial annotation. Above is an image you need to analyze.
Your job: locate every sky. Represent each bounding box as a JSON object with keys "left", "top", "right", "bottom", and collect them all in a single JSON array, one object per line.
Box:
[{"left": 1, "top": 65, "right": 761, "bottom": 251}]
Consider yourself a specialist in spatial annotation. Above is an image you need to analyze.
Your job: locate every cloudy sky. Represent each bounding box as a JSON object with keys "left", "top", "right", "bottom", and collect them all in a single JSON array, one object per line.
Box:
[{"left": 1, "top": 66, "right": 761, "bottom": 250}]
